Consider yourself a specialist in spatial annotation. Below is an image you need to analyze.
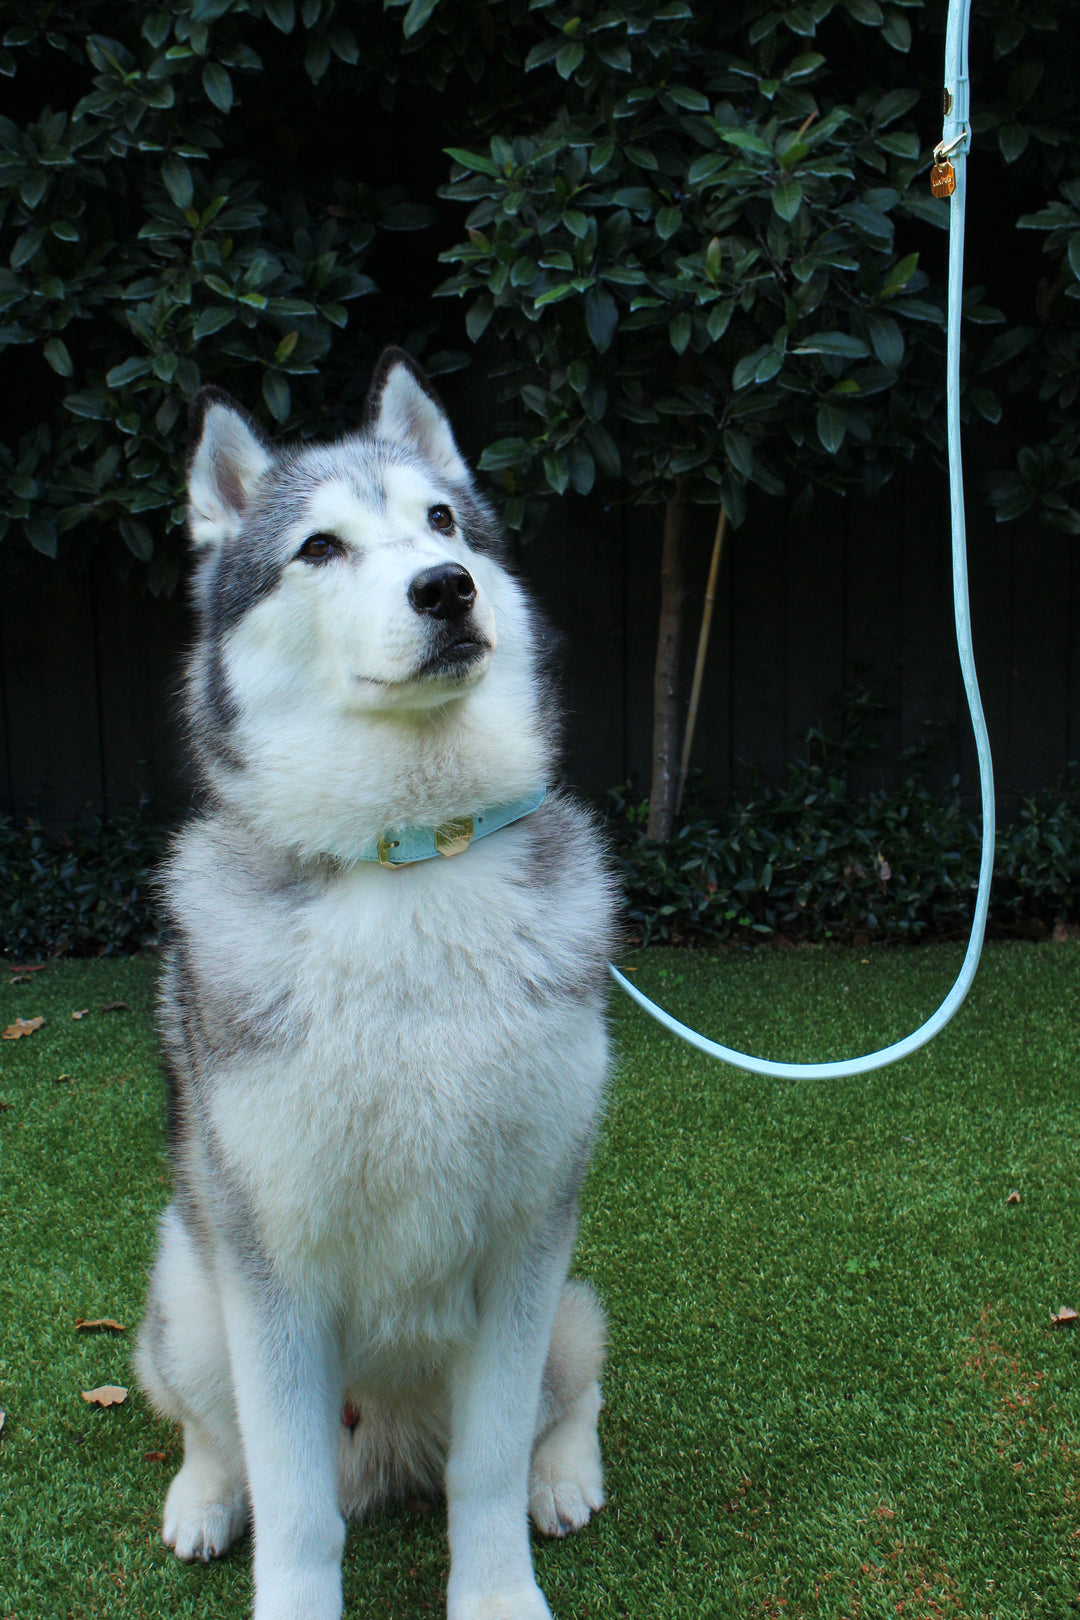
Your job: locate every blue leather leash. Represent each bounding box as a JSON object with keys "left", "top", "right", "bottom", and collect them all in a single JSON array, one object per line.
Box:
[{"left": 609, "top": 0, "right": 995, "bottom": 1079}]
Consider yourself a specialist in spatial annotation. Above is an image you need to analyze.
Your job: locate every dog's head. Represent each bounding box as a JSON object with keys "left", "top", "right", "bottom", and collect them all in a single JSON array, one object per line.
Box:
[{"left": 182, "top": 349, "right": 554, "bottom": 857}]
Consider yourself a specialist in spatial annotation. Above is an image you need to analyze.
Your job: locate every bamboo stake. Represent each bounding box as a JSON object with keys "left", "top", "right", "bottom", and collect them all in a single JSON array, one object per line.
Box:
[{"left": 675, "top": 503, "right": 728, "bottom": 816}]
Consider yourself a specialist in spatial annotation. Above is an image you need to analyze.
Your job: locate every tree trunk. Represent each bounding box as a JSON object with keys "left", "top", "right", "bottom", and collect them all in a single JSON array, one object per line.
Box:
[{"left": 646, "top": 481, "right": 688, "bottom": 843}]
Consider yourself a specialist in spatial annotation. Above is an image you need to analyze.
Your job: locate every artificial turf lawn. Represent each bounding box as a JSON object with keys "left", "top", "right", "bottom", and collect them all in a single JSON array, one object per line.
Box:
[{"left": 1, "top": 941, "right": 1079, "bottom": 1619}]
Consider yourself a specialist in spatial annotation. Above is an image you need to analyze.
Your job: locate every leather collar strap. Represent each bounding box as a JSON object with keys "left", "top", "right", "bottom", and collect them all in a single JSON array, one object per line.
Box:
[{"left": 359, "top": 786, "right": 548, "bottom": 867}]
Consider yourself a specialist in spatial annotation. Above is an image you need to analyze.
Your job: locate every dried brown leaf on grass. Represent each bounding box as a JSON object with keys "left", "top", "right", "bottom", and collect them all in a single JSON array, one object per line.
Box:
[
  {"left": 75, "top": 1318, "right": 126, "bottom": 1333},
  {"left": 100, "top": 1001, "right": 131, "bottom": 1013},
  {"left": 1006, "top": 1190, "right": 1021, "bottom": 1205},
  {"left": 1050, "top": 1306, "right": 1078, "bottom": 1328},
  {"left": 2, "top": 1016, "right": 44, "bottom": 1040},
  {"left": 81, "top": 1386, "right": 128, "bottom": 1407},
  {"left": 71, "top": 1009, "right": 89, "bottom": 1020}
]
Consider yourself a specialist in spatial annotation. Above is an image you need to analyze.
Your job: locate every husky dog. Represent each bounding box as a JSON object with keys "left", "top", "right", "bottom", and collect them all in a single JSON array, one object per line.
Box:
[{"left": 135, "top": 349, "right": 618, "bottom": 1620}]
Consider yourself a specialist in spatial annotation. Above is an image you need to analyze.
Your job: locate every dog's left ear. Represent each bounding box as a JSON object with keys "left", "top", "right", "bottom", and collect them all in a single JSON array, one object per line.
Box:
[{"left": 365, "top": 348, "right": 469, "bottom": 482}]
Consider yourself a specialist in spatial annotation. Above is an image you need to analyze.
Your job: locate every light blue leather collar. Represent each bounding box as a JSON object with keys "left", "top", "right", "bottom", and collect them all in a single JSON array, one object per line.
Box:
[{"left": 358, "top": 786, "right": 548, "bottom": 867}]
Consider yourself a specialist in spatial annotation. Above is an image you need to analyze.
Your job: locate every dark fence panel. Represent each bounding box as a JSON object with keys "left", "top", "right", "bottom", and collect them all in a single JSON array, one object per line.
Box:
[{"left": 1, "top": 452, "right": 1077, "bottom": 825}]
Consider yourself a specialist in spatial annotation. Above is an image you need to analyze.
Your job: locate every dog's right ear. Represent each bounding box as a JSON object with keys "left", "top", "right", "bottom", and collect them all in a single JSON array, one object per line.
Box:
[{"left": 187, "top": 386, "right": 273, "bottom": 550}]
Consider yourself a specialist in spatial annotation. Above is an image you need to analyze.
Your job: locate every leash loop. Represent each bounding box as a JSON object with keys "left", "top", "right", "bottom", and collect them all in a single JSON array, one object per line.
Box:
[{"left": 609, "top": 0, "right": 995, "bottom": 1080}]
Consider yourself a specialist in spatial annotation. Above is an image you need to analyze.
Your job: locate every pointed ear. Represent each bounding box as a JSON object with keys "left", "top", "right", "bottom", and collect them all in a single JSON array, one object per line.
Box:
[
  {"left": 187, "top": 387, "right": 274, "bottom": 550},
  {"left": 364, "top": 348, "right": 470, "bottom": 482}
]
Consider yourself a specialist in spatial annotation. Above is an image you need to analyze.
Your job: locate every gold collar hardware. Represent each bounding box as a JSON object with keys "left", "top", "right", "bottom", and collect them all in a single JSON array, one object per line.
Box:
[{"left": 434, "top": 816, "right": 474, "bottom": 858}]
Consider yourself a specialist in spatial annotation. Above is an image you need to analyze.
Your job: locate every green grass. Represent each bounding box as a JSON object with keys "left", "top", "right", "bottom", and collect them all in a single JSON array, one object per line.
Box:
[{"left": 2, "top": 942, "right": 1080, "bottom": 1619}]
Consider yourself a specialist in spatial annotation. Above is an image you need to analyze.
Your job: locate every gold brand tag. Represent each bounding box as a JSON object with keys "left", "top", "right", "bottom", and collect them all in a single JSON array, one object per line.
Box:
[
  {"left": 930, "top": 161, "right": 956, "bottom": 199},
  {"left": 434, "top": 816, "right": 474, "bottom": 858}
]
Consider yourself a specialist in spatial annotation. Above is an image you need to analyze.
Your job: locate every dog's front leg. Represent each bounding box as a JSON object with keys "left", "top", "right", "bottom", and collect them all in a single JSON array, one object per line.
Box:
[
  {"left": 445, "top": 1212, "right": 574, "bottom": 1620},
  {"left": 220, "top": 1253, "right": 345, "bottom": 1620}
]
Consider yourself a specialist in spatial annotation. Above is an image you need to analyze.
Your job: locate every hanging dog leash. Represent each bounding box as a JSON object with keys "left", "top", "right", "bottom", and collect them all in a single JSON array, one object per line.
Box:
[{"left": 609, "top": 0, "right": 995, "bottom": 1079}]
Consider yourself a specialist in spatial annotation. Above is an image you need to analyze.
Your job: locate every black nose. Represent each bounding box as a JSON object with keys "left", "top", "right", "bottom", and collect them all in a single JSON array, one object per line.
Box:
[{"left": 408, "top": 563, "right": 476, "bottom": 622}]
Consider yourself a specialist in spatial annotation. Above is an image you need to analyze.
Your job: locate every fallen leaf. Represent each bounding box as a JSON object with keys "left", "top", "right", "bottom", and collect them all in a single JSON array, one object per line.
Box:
[
  {"left": 10, "top": 975, "right": 34, "bottom": 985},
  {"left": 71, "top": 1009, "right": 90, "bottom": 1020},
  {"left": 13, "top": 964, "right": 46, "bottom": 973},
  {"left": 100, "top": 1001, "right": 131, "bottom": 1014},
  {"left": 0, "top": 1410, "right": 5, "bottom": 1434},
  {"left": 81, "top": 1385, "right": 128, "bottom": 1407},
  {"left": 144, "top": 1450, "right": 166, "bottom": 1462},
  {"left": 1051, "top": 1306, "right": 1078, "bottom": 1328},
  {"left": 3, "top": 1016, "right": 44, "bottom": 1040},
  {"left": 1006, "top": 1189, "right": 1021, "bottom": 1205},
  {"left": 55, "top": 1073, "right": 74, "bottom": 1085},
  {"left": 75, "top": 1318, "right": 126, "bottom": 1334}
]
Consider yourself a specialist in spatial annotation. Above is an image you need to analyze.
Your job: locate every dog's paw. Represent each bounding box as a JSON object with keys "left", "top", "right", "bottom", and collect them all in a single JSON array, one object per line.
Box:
[
  {"left": 528, "top": 1419, "right": 605, "bottom": 1539},
  {"left": 448, "top": 1583, "right": 553, "bottom": 1620},
  {"left": 163, "top": 1462, "right": 249, "bottom": 1562}
]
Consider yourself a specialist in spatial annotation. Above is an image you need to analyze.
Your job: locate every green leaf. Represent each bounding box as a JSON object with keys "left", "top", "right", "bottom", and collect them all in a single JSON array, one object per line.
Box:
[
  {"left": 1067, "top": 234, "right": 1080, "bottom": 285},
  {"left": 872, "top": 89, "right": 919, "bottom": 128},
  {"left": 402, "top": 0, "right": 442, "bottom": 36},
  {"left": 568, "top": 439, "right": 595, "bottom": 495},
  {"left": 669, "top": 312, "right": 692, "bottom": 354},
  {"left": 202, "top": 62, "right": 234, "bottom": 115},
  {"left": 106, "top": 356, "right": 153, "bottom": 388},
  {"left": 881, "top": 7, "right": 911, "bottom": 51},
  {"left": 817, "top": 402, "right": 846, "bottom": 452},
  {"left": 465, "top": 296, "right": 493, "bottom": 341},
  {"left": 585, "top": 286, "right": 619, "bottom": 352},
  {"left": 43, "top": 337, "right": 73, "bottom": 377},
  {"left": 555, "top": 41, "right": 585, "bottom": 79},
  {"left": 707, "top": 299, "right": 733, "bottom": 342},
  {"left": 445, "top": 146, "right": 500, "bottom": 179},
  {"left": 793, "top": 331, "right": 870, "bottom": 358},
  {"left": 10, "top": 227, "right": 45, "bottom": 269},
  {"left": 879, "top": 252, "right": 919, "bottom": 298},
  {"left": 665, "top": 86, "right": 710, "bottom": 111},
  {"left": 25, "top": 515, "right": 58, "bottom": 558},
  {"left": 998, "top": 124, "right": 1029, "bottom": 164},
  {"left": 784, "top": 52, "right": 825, "bottom": 81},
  {"left": 733, "top": 345, "right": 769, "bottom": 390},
  {"left": 772, "top": 176, "right": 803, "bottom": 222},
  {"left": 687, "top": 153, "right": 727, "bottom": 188},
  {"left": 845, "top": 0, "right": 883, "bottom": 24},
  {"left": 971, "top": 386, "right": 1001, "bottom": 424},
  {"left": 162, "top": 154, "right": 194, "bottom": 210},
  {"left": 262, "top": 371, "right": 290, "bottom": 422},
  {"left": 264, "top": 0, "right": 296, "bottom": 30},
  {"left": 478, "top": 437, "right": 529, "bottom": 472},
  {"left": 719, "top": 128, "right": 772, "bottom": 157},
  {"left": 655, "top": 205, "right": 682, "bottom": 240},
  {"left": 64, "top": 391, "right": 111, "bottom": 420},
  {"left": 865, "top": 312, "right": 904, "bottom": 370}
]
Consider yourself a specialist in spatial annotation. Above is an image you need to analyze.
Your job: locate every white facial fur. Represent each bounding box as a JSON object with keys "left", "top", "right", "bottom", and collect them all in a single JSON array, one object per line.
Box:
[{"left": 186, "top": 373, "right": 553, "bottom": 863}]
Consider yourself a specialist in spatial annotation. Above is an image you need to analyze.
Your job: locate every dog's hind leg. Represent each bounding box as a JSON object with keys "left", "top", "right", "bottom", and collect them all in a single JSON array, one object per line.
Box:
[
  {"left": 528, "top": 1278, "right": 607, "bottom": 1538},
  {"left": 135, "top": 1204, "right": 250, "bottom": 1561}
]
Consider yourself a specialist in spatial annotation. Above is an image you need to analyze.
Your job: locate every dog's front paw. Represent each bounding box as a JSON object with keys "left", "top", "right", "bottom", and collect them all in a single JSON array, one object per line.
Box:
[
  {"left": 163, "top": 1462, "right": 249, "bottom": 1562},
  {"left": 528, "top": 1412, "right": 605, "bottom": 1538},
  {"left": 448, "top": 1583, "right": 553, "bottom": 1620}
]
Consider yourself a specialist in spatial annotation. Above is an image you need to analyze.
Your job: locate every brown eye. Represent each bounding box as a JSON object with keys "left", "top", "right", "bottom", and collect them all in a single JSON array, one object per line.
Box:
[
  {"left": 428, "top": 505, "right": 454, "bottom": 533},
  {"left": 298, "top": 533, "right": 342, "bottom": 562}
]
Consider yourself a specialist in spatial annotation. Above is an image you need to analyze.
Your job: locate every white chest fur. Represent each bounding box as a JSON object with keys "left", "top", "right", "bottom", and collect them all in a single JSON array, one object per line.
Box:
[{"left": 174, "top": 818, "right": 610, "bottom": 1359}]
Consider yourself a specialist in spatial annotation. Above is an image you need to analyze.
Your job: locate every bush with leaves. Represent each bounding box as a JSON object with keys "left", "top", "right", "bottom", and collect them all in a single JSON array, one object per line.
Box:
[
  {"left": 0, "top": 1, "right": 447, "bottom": 592},
  {"left": 432, "top": 0, "right": 1015, "bottom": 839},
  {"left": 609, "top": 759, "right": 1079, "bottom": 950},
  {"left": 0, "top": 806, "right": 168, "bottom": 959}
]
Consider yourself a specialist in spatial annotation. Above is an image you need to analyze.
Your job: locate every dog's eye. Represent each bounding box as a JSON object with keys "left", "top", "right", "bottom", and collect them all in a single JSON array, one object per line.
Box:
[
  {"left": 428, "top": 505, "right": 454, "bottom": 533},
  {"left": 297, "top": 533, "right": 343, "bottom": 563}
]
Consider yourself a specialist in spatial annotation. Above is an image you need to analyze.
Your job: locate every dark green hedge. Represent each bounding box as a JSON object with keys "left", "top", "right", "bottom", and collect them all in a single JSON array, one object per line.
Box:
[{"left": 2, "top": 767, "right": 1076, "bottom": 960}]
